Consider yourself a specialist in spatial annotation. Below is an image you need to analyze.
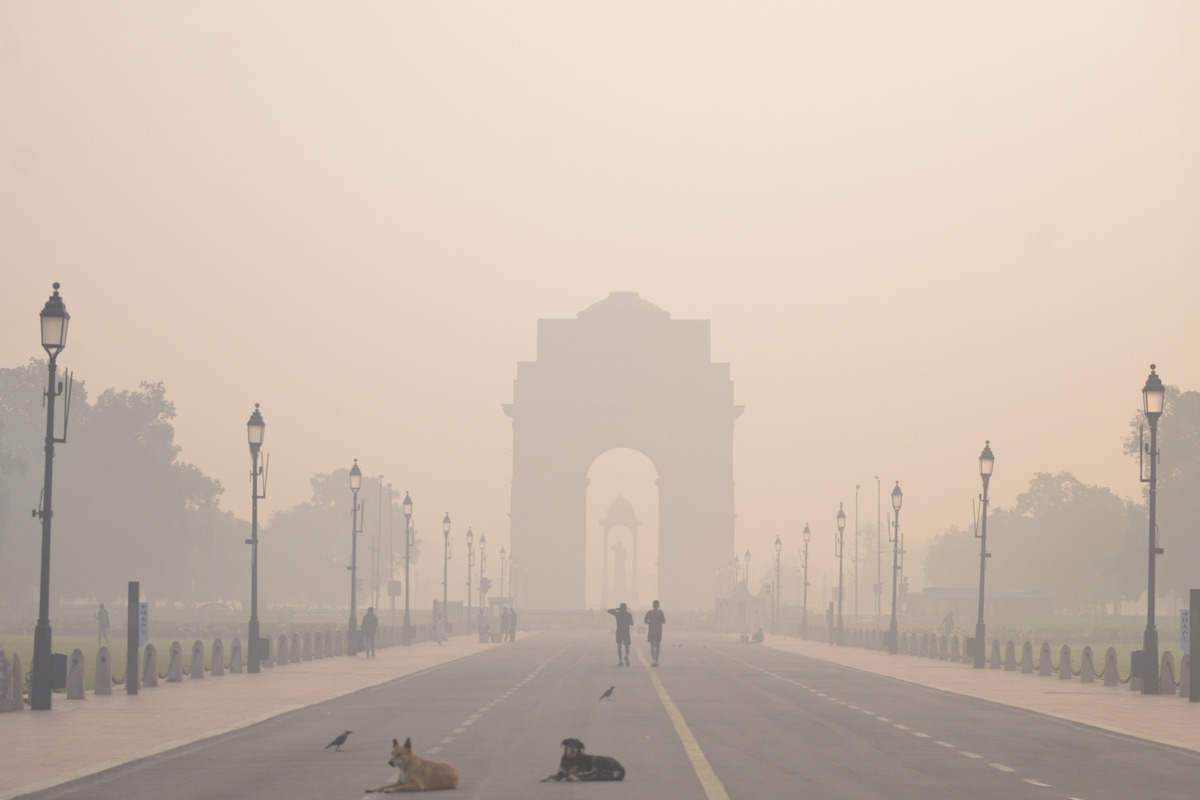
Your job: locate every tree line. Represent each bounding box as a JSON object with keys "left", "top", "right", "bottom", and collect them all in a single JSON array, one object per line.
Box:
[
  {"left": 0, "top": 360, "right": 421, "bottom": 618},
  {"left": 923, "top": 386, "right": 1200, "bottom": 613}
]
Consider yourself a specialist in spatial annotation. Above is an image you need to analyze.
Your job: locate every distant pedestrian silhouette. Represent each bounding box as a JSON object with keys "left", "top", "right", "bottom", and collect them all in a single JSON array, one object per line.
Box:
[
  {"left": 607, "top": 603, "right": 633, "bottom": 666},
  {"left": 361, "top": 607, "right": 379, "bottom": 658},
  {"left": 644, "top": 600, "right": 665, "bottom": 666},
  {"left": 96, "top": 603, "right": 110, "bottom": 647}
]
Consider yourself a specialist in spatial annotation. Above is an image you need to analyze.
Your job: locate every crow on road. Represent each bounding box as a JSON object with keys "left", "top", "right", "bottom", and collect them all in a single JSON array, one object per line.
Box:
[
  {"left": 599, "top": 686, "right": 614, "bottom": 701},
  {"left": 325, "top": 730, "right": 353, "bottom": 750}
]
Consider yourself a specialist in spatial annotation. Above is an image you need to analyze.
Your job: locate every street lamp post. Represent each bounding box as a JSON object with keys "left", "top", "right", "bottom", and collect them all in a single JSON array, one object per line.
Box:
[
  {"left": 888, "top": 482, "right": 903, "bottom": 655},
  {"left": 500, "top": 546, "right": 507, "bottom": 598},
  {"left": 479, "top": 534, "right": 488, "bottom": 612},
  {"left": 733, "top": 555, "right": 741, "bottom": 586},
  {"left": 31, "top": 283, "right": 70, "bottom": 710},
  {"left": 402, "top": 492, "right": 413, "bottom": 645},
  {"left": 245, "top": 405, "right": 267, "bottom": 673},
  {"left": 974, "top": 441, "right": 995, "bottom": 669},
  {"left": 442, "top": 513, "right": 451, "bottom": 633},
  {"left": 466, "top": 527, "right": 474, "bottom": 634},
  {"left": 745, "top": 548, "right": 751, "bottom": 589},
  {"left": 835, "top": 504, "right": 846, "bottom": 646},
  {"left": 347, "top": 461, "right": 364, "bottom": 655},
  {"left": 1141, "top": 364, "right": 1165, "bottom": 694},
  {"left": 774, "top": 535, "right": 782, "bottom": 634},
  {"left": 801, "top": 524, "right": 811, "bottom": 639}
]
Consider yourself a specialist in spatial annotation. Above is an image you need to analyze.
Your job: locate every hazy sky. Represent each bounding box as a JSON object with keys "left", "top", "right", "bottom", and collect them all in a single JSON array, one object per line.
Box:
[{"left": 2, "top": 2, "right": 1198, "bottom": 607}]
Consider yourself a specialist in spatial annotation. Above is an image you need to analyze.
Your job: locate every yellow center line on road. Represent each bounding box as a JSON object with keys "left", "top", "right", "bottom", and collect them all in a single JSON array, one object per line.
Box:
[{"left": 637, "top": 647, "right": 730, "bottom": 800}]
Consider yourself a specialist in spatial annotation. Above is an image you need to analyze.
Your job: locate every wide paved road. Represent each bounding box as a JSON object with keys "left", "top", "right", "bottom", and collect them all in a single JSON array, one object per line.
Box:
[{"left": 25, "top": 631, "right": 1200, "bottom": 800}]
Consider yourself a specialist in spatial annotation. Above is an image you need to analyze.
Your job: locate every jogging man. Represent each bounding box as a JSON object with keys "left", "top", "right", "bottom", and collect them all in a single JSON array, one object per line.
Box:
[
  {"left": 607, "top": 602, "right": 634, "bottom": 666},
  {"left": 644, "top": 600, "right": 666, "bottom": 666}
]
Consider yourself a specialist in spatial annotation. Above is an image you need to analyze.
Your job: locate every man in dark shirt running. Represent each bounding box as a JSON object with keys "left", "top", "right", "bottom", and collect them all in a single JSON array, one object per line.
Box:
[
  {"left": 644, "top": 600, "right": 665, "bottom": 666},
  {"left": 607, "top": 603, "right": 634, "bottom": 666}
]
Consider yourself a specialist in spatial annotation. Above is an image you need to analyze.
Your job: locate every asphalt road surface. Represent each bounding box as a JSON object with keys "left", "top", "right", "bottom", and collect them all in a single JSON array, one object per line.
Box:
[{"left": 24, "top": 631, "right": 1200, "bottom": 800}]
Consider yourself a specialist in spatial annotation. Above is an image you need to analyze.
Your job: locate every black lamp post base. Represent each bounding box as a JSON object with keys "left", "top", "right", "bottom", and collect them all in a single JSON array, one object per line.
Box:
[
  {"left": 974, "top": 620, "right": 986, "bottom": 668},
  {"left": 1142, "top": 628, "right": 1159, "bottom": 694},
  {"left": 31, "top": 622, "right": 53, "bottom": 710},
  {"left": 248, "top": 618, "right": 261, "bottom": 673}
]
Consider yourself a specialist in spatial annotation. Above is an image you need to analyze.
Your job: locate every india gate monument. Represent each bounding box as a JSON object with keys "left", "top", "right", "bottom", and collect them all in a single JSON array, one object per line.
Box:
[{"left": 504, "top": 292, "right": 743, "bottom": 610}]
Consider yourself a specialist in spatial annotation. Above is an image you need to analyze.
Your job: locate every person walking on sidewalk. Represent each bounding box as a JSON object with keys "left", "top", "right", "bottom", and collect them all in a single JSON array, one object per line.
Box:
[
  {"left": 361, "top": 607, "right": 379, "bottom": 658},
  {"left": 644, "top": 600, "right": 666, "bottom": 666},
  {"left": 607, "top": 603, "right": 634, "bottom": 666},
  {"left": 96, "top": 603, "right": 111, "bottom": 647}
]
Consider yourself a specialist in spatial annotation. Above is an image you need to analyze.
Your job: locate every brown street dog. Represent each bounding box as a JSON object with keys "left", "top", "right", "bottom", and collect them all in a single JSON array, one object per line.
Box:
[
  {"left": 541, "top": 738, "right": 626, "bottom": 782},
  {"left": 366, "top": 738, "right": 459, "bottom": 793}
]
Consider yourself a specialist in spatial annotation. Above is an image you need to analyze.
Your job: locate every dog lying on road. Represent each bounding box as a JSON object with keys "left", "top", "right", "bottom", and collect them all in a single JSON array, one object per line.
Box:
[
  {"left": 366, "top": 738, "right": 459, "bottom": 792},
  {"left": 541, "top": 738, "right": 625, "bottom": 782}
]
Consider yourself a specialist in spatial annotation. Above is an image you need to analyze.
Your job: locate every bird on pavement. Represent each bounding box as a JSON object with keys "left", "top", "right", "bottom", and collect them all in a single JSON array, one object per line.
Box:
[
  {"left": 599, "top": 686, "right": 614, "bottom": 701},
  {"left": 325, "top": 730, "right": 353, "bottom": 750}
]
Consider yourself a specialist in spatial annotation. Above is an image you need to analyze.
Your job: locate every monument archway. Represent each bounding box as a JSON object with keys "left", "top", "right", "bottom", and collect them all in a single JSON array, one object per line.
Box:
[{"left": 503, "top": 292, "right": 742, "bottom": 611}]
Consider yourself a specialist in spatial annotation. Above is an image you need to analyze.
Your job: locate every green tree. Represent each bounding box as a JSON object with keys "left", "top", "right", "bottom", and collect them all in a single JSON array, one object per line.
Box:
[
  {"left": 921, "top": 472, "right": 1138, "bottom": 612},
  {"left": 0, "top": 362, "right": 225, "bottom": 611}
]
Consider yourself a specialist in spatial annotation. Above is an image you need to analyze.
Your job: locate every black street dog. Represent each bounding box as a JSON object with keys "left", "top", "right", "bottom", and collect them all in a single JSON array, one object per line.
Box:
[{"left": 541, "top": 738, "right": 625, "bottom": 782}]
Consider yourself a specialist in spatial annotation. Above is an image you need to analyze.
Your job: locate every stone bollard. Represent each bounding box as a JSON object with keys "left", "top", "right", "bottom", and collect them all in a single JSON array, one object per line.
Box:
[
  {"left": 276, "top": 634, "right": 289, "bottom": 666},
  {"left": 303, "top": 633, "right": 313, "bottom": 661},
  {"left": 143, "top": 644, "right": 159, "bottom": 687},
  {"left": 1104, "top": 647, "right": 1120, "bottom": 687},
  {"left": 167, "top": 641, "right": 183, "bottom": 682},
  {"left": 1004, "top": 641, "right": 1017, "bottom": 671},
  {"left": 190, "top": 640, "right": 205, "bottom": 679},
  {"left": 290, "top": 634, "right": 301, "bottom": 663},
  {"left": 1181, "top": 655, "right": 1191, "bottom": 699},
  {"left": 938, "top": 635, "right": 947, "bottom": 660},
  {"left": 67, "top": 649, "right": 86, "bottom": 700},
  {"left": 229, "top": 638, "right": 243, "bottom": 673},
  {"left": 1160, "top": 651, "right": 1177, "bottom": 696},
  {"left": 1021, "top": 641, "right": 1034, "bottom": 674},
  {"left": 335, "top": 631, "right": 344, "bottom": 656},
  {"left": 314, "top": 633, "right": 325, "bottom": 659},
  {"left": 989, "top": 639, "right": 1002, "bottom": 669},
  {"left": 95, "top": 646, "right": 113, "bottom": 695},
  {"left": 1080, "top": 646, "right": 1095, "bottom": 682},
  {"left": 5, "top": 653, "right": 25, "bottom": 711},
  {"left": 1059, "top": 645, "right": 1072, "bottom": 680},
  {"left": 1038, "top": 643, "right": 1053, "bottom": 676},
  {"left": 211, "top": 639, "right": 224, "bottom": 677},
  {"left": 900, "top": 632, "right": 909, "bottom": 655},
  {"left": 325, "top": 631, "right": 334, "bottom": 656}
]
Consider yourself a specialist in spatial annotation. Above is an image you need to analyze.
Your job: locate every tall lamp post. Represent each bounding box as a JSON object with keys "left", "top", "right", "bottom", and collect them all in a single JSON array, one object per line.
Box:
[
  {"left": 500, "top": 546, "right": 507, "bottom": 598},
  {"left": 774, "top": 535, "right": 782, "bottom": 634},
  {"left": 466, "top": 527, "right": 474, "bottom": 634},
  {"left": 245, "top": 405, "right": 267, "bottom": 673},
  {"left": 402, "top": 492, "right": 413, "bottom": 645},
  {"left": 442, "top": 513, "right": 452, "bottom": 631},
  {"left": 479, "top": 534, "right": 488, "bottom": 612},
  {"left": 835, "top": 504, "right": 846, "bottom": 645},
  {"left": 1141, "top": 364, "right": 1165, "bottom": 694},
  {"left": 888, "top": 482, "right": 903, "bottom": 654},
  {"left": 346, "top": 460, "right": 364, "bottom": 655},
  {"left": 801, "top": 524, "right": 811, "bottom": 639},
  {"left": 733, "top": 555, "right": 741, "bottom": 586},
  {"left": 745, "top": 548, "right": 751, "bottom": 590},
  {"left": 31, "top": 283, "right": 70, "bottom": 710},
  {"left": 974, "top": 441, "right": 994, "bottom": 668}
]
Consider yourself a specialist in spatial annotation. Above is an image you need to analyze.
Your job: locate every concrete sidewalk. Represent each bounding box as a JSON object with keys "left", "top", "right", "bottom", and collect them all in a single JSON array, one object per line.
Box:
[
  {"left": 0, "top": 637, "right": 499, "bottom": 799},
  {"left": 764, "top": 636, "right": 1200, "bottom": 754}
]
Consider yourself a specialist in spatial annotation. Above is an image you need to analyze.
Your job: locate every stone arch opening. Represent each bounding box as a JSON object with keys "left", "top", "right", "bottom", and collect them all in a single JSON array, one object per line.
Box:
[{"left": 586, "top": 449, "right": 659, "bottom": 609}]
